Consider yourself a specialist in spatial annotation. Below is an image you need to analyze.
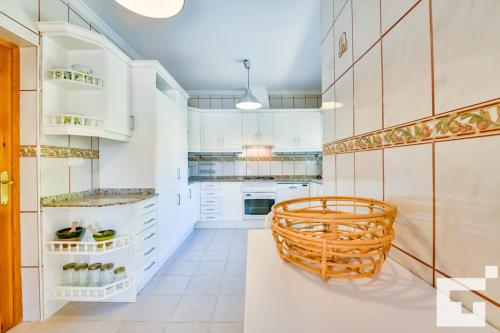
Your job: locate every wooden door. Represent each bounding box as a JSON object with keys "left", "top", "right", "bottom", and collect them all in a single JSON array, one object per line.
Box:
[{"left": 0, "top": 40, "right": 22, "bottom": 332}]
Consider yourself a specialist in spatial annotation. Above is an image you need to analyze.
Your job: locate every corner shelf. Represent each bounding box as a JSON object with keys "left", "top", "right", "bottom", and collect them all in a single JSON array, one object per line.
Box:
[
  {"left": 49, "top": 277, "right": 133, "bottom": 301},
  {"left": 45, "top": 235, "right": 134, "bottom": 255},
  {"left": 47, "top": 78, "right": 103, "bottom": 91}
]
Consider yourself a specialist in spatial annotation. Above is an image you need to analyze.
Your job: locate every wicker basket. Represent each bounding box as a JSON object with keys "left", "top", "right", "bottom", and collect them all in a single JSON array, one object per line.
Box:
[{"left": 271, "top": 196, "right": 397, "bottom": 280}]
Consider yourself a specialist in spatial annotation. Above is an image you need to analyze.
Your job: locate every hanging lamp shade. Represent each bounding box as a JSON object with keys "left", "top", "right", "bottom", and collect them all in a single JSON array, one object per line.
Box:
[
  {"left": 236, "top": 59, "right": 262, "bottom": 110},
  {"left": 114, "top": 0, "right": 185, "bottom": 18}
]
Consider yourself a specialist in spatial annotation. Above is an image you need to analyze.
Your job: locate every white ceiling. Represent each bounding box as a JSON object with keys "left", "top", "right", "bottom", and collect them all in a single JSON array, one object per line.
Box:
[{"left": 82, "top": 0, "right": 321, "bottom": 92}]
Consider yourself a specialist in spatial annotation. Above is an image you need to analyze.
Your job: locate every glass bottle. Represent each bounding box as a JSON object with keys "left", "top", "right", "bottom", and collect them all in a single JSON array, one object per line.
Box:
[
  {"left": 62, "top": 263, "right": 76, "bottom": 286},
  {"left": 99, "top": 263, "right": 115, "bottom": 286},
  {"left": 74, "top": 263, "right": 89, "bottom": 287},
  {"left": 88, "top": 263, "right": 102, "bottom": 287},
  {"left": 114, "top": 267, "right": 126, "bottom": 282}
]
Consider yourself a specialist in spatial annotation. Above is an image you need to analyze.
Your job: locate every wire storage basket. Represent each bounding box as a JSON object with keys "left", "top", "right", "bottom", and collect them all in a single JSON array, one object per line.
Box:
[{"left": 271, "top": 196, "right": 397, "bottom": 280}]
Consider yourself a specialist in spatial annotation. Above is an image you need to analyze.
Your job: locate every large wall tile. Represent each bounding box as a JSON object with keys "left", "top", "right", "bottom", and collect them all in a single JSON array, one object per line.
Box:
[
  {"left": 334, "top": 0, "right": 352, "bottom": 80},
  {"left": 384, "top": 144, "right": 433, "bottom": 265},
  {"left": 41, "top": 158, "right": 69, "bottom": 196},
  {"left": 322, "top": 155, "right": 336, "bottom": 195},
  {"left": 334, "top": 69, "right": 353, "bottom": 141},
  {"left": 354, "top": 150, "right": 383, "bottom": 200},
  {"left": 322, "top": 85, "right": 336, "bottom": 144},
  {"left": 20, "top": 213, "right": 39, "bottom": 267},
  {"left": 20, "top": 91, "right": 37, "bottom": 145},
  {"left": 69, "top": 136, "right": 91, "bottom": 149},
  {"left": 352, "top": 0, "right": 380, "bottom": 61},
  {"left": 435, "top": 137, "right": 500, "bottom": 302},
  {"left": 21, "top": 267, "right": 40, "bottom": 321},
  {"left": 282, "top": 161, "right": 294, "bottom": 176},
  {"left": 321, "top": 29, "right": 335, "bottom": 94},
  {"left": 390, "top": 247, "right": 433, "bottom": 284},
  {"left": 40, "top": 0, "right": 69, "bottom": 22},
  {"left": 433, "top": 0, "right": 500, "bottom": 113},
  {"left": 92, "top": 159, "right": 99, "bottom": 190},
  {"left": 70, "top": 159, "right": 92, "bottom": 193},
  {"left": 354, "top": 43, "right": 382, "bottom": 135},
  {"left": 382, "top": 1, "right": 432, "bottom": 128},
  {"left": 320, "top": 0, "right": 334, "bottom": 41},
  {"left": 381, "top": 0, "right": 419, "bottom": 33},
  {"left": 334, "top": 0, "right": 348, "bottom": 22},
  {"left": 336, "top": 153, "right": 354, "bottom": 197},
  {"left": 20, "top": 157, "right": 38, "bottom": 212}
]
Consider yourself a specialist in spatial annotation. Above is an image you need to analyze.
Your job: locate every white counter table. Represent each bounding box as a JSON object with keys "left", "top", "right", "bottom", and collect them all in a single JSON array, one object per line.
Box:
[{"left": 245, "top": 230, "right": 497, "bottom": 333}]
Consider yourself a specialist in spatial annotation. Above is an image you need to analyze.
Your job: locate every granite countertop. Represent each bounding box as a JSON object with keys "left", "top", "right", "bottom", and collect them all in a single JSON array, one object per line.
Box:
[
  {"left": 188, "top": 176, "right": 323, "bottom": 185},
  {"left": 41, "top": 189, "right": 157, "bottom": 208}
]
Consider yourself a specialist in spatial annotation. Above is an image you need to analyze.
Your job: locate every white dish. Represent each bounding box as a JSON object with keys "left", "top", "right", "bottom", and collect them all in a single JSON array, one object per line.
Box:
[{"left": 70, "top": 64, "right": 93, "bottom": 74}]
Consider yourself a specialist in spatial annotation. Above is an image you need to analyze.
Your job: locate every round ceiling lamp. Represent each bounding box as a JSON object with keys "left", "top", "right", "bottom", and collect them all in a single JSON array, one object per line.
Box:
[
  {"left": 114, "top": 0, "right": 185, "bottom": 18},
  {"left": 236, "top": 59, "right": 262, "bottom": 110}
]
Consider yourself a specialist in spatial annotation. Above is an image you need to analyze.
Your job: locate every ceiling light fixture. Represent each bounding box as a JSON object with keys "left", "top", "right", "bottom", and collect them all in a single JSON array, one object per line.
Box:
[
  {"left": 236, "top": 59, "right": 262, "bottom": 110},
  {"left": 114, "top": 0, "right": 185, "bottom": 18}
]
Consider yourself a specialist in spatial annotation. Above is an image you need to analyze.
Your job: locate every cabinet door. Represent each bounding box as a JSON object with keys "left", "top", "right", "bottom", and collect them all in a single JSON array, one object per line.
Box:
[
  {"left": 105, "top": 51, "right": 130, "bottom": 137},
  {"left": 201, "top": 113, "right": 224, "bottom": 150},
  {"left": 274, "top": 112, "right": 298, "bottom": 152},
  {"left": 258, "top": 113, "right": 274, "bottom": 145},
  {"left": 188, "top": 183, "right": 200, "bottom": 228},
  {"left": 156, "top": 190, "right": 179, "bottom": 261},
  {"left": 222, "top": 113, "right": 243, "bottom": 150},
  {"left": 243, "top": 113, "right": 260, "bottom": 146},
  {"left": 174, "top": 95, "right": 188, "bottom": 186},
  {"left": 297, "top": 112, "right": 322, "bottom": 151},
  {"left": 220, "top": 182, "right": 243, "bottom": 221},
  {"left": 188, "top": 109, "right": 201, "bottom": 151},
  {"left": 276, "top": 184, "right": 310, "bottom": 208},
  {"left": 177, "top": 189, "right": 189, "bottom": 237}
]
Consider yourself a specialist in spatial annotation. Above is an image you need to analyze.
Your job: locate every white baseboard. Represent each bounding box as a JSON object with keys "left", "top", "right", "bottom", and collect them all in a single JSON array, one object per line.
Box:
[{"left": 195, "top": 220, "right": 265, "bottom": 229}]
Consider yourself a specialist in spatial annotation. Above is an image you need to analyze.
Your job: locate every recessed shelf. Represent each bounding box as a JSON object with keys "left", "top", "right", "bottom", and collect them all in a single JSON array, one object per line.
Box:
[
  {"left": 49, "top": 277, "right": 133, "bottom": 301},
  {"left": 45, "top": 235, "right": 134, "bottom": 255}
]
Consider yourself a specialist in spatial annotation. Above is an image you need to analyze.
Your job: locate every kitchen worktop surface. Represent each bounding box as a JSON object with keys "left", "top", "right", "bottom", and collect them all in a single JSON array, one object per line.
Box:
[
  {"left": 245, "top": 230, "right": 497, "bottom": 333},
  {"left": 41, "top": 188, "right": 156, "bottom": 208},
  {"left": 188, "top": 176, "right": 322, "bottom": 185}
]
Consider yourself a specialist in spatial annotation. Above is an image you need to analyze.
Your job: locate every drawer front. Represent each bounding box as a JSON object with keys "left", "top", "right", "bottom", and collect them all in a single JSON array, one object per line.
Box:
[
  {"left": 136, "top": 211, "right": 157, "bottom": 233},
  {"left": 200, "top": 197, "right": 221, "bottom": 207},
  {"left": 136, "top": 252, "right": 157, "bottom": 284},
  {"left": 201, "top": 205, "right": 220, "bottom": 214},
  {"left": 136, "top": 225, "right": 157, "bottom": 251},
  {"left": 201, "top": 190, "right": 221, "bottom": 199},
  {"left": 200, "top": 213, "right": 220, "bottom": 222},
  {"left": 200, "top": 182, "right": 220, "bottom": 190},
  {"left": 135, "top": 198, "right": 157, "bottom": 217},
  {"left": 136, "top": 238, "right": 157, "bottom": 268}
]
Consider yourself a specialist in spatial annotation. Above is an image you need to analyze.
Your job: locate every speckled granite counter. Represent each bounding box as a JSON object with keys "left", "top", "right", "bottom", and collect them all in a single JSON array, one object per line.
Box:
[
  {"left": 41, "top": 189, "right": 156, "bottom": 208},
  {"left": 188, "top": 176, "right": 322, "bottom": 185}
]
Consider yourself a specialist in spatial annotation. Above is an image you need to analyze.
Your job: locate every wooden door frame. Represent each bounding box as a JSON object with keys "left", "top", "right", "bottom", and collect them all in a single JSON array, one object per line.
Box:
[{"left": 0, "top": 38, "right": 22, "bottom": 332}]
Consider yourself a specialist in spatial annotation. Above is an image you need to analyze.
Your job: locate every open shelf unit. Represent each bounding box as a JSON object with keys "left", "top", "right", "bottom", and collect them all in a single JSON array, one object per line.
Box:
[
  {"left": 38, "top": 21, "right": 132, "bottom": 141},
  {"left": 45, "top": 234, "right": 133, "bottom": 255},
  {"left": 49, "top": 277, "right": 133, "bottom": 301}
]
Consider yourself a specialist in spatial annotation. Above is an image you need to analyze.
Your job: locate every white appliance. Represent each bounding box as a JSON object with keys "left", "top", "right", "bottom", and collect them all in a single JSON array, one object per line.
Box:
[{"left": 242, "top": 183, "right": 276, "bottom": 219}]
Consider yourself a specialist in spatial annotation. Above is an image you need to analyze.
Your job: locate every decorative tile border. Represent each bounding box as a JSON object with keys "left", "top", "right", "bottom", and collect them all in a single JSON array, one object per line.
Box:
[
  {"left": 324, "top": 101, "right": 500, "bottom": 155},
  {"left": 19, "top": 145, "right": 99, "bottom": 159}
]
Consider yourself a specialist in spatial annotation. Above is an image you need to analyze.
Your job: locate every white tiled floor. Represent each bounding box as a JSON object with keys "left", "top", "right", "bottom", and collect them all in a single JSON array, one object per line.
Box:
[{"left": 9, "top": 229, "right": 248, "bottom": 333}]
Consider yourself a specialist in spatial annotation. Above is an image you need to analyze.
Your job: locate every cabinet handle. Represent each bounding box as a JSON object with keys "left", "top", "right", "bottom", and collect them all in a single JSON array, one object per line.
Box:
[
  {"left": 129, "top": 115, "right": 135, "bottom": 131},
  {"left": 177, "top": 168, "right": 181, "bottom": 180},
  {"left": 143, "top": 203, "right": 155, "bottom": 209},
  {"left": 189, "top": 188, "right": 192, "bottom": 199},
  {"left": 144, "top": 218, "right": 155, "bottom": 225},
  {"left": 144, "top": 246, "right": 156, "bottom": 256},
  {"left": 177, "top": 193, "right": 181, "bottom": 205},
  {"left": 205, "top": 208, "right": 215, "bottom": 211},
  {"left": 289, "top": 186, "right": 297, "bottom": 189},
  {"left": 205, "top": 200, "right": 215, "bottom": 203},
  {"left": 144, "top": 261, "right": 155, "bottom": 272},
  {"left": 144, "top": 232, "right": 156, "bottom": 241}
]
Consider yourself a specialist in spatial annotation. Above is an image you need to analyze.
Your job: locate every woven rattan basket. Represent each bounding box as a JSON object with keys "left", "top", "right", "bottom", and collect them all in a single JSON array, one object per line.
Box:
[{"left": 271, "top": 196, "right": 397, "bottom": 280}]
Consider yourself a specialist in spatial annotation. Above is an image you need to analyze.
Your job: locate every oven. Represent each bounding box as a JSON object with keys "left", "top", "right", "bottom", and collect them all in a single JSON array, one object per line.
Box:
[{"left": 242, "top": 185, "right": 276, "bottom": 220}]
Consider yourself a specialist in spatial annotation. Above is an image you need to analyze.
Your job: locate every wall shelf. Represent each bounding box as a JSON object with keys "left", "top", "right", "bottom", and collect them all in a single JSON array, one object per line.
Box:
[
  {"left": 45, "top": 235, "right": 134, "bottom": 255},
  {"left": 49, "top": 277, "right": 133, "bottom": 301},
  {"left": 47, "top": 78, "right": 103, "bottom": 91}
]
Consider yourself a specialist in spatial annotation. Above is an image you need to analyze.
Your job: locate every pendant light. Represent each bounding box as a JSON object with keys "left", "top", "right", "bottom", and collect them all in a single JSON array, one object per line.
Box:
[
  {"left": 114, "top": 0, "right": 185, "bottom": 18},
  {"left": 236, "top": 59, "right": 262, "bottom": 110}
]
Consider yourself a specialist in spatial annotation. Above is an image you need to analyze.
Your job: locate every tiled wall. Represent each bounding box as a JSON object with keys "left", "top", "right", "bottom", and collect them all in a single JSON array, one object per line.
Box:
[
  {"left": 321, "top": 0, "right": 500, "bottom": 328},
  {"left": 188, "top": 94, "right": 322, "bottom": 109}
]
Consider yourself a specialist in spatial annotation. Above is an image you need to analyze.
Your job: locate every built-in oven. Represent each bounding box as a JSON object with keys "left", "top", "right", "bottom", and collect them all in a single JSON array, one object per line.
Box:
[{"left": 242, "top": 185, "right": 276, "bottom": 220}]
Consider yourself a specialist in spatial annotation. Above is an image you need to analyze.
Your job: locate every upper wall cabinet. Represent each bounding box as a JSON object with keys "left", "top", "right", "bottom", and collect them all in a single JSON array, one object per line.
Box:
[
  {"left": 188, "top": 108, "right": 202, "bottom": 152},
  {"left": 274, "top": 111, "right": 322, "bottom": 153},
  {"left": 201, "top": 111, "right": 243, "bottom": 152},
  {"left": 242, "top": 112, "right": 274, "bottom": 146},
  {"left": 38, "top": 22, "right": 132, "bottom": 141}
]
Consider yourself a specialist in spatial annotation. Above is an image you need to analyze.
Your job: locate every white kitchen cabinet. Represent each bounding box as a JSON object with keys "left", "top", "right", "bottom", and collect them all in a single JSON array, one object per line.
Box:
[
  {"left": 188, "top": 108, "right": 201, "bottom": 152},
  {"left": 201, "top": 112, "right": 243, "bottom": 152},
  {"left": 187, "top": 182, "right": 200, "bottom": 228},
  {"left": 309, "top": 182, "right": 324, "bottom": 197},
  {"left": 220, "top": 182, "right": 243, "bottom": 221},
  {"left": 276, "top": 183, "right": 310, "bottom": 208},
  {"left": 243, "top": 112, "right": 274, "bottom": 146},
  {"left": 274, "top": 111, "right": 322, "bottom": 152}
]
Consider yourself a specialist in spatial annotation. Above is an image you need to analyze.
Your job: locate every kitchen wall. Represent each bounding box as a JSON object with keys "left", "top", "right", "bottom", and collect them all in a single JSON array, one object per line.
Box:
[
  {"left": 1, "top": 0, "right": 133, "bottom": 321},
  {"left": 321, "top": 0, "right": 500, "bottom": 327},
  {"left": 189, "top": 148, "right": 321, "bottom": 178},
  {"left": 188, "top": 93, "right": 322, "bottom": 109}
]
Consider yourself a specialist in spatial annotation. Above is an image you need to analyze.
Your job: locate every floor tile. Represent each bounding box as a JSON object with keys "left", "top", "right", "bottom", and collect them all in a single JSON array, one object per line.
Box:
[
  {"left": 186, "top": 276, "right": 223, "bottom": 294},
  {"left": 224, "top": 261, "right": 246, "bottom": 275},
  {"left": 220, "top": 276, "right": 246, "bottom": 295},
  {"left": 165, "top": 323, "right": 210, "bottom": 333},
  {"left": 195, "top": 261, "right": 226, "bottom": 276},
  {"left": 203, "top": 250, "right": 229, "bottom": 261},
  {"left": 209, "top": 322, "right": 244, "bottom": 333},
  {"left": 177, "top": 250, "right": 205, "bottom": 261},
  {"left": 118, "top": 322, "right": 167, "bottom": 333},
  {"left": 170, "top": 295, "right": 218, "bottom": 322},
  {"left": 141, "top": 276, "right": 192, "bottom": 294},
  {"left": 212, "top": 295, "right": 245, "bottom": 322},
  {"left": 127, "top": 295, "right": 181, "bottom": 322},
  {"left": 160, "top": 260, "right": 199, "bottom": 276}
]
